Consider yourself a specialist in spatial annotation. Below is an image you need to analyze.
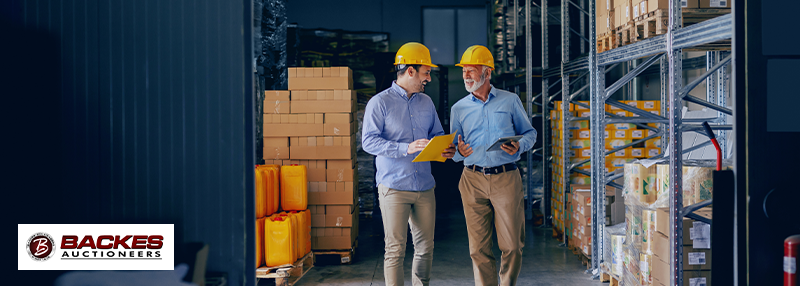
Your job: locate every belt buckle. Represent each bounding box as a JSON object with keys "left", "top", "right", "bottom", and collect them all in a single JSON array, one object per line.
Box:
[{"left": 484, "top": 167, "right": 493, "bottom": 175}]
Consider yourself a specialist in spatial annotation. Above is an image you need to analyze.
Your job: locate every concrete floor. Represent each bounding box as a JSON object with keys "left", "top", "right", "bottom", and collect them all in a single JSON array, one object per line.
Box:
[{"left": 294, "top": 205, "right": 602, "bottom": 285}]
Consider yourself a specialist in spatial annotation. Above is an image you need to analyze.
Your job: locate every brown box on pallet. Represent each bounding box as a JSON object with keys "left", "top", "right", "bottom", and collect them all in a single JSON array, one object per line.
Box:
[
  {"left": 310, "top": 203, "right": 358, "bottom": 228},
  {"left": 699, "top": 0, "right": 729, "bottom": 8},
  {"left": 683, "top": 0, "right": 699, "bottom": 8},
  {"left": 291, "top": 90, "right": 356, "bottom": 101},
  {"left": 262, "top": 123, "right": 323, "bottom": 137},
  {"left": 292, "top": 100, "right": 356, "bottom": 114},
  {"left": 262, "top": 137, "right": 290, "bottom": 160},
  {"left": 288, "top": 67, "right": 353, "bottom": 90},
  {"left": 264, "top": 91, "right": 291, "bottom": 114},
  {"left": 324, "top": 120, "right": 357, "bottom": 136},
  {"left": 308, "top": 183, "right": 357, "bottom": 205},
  {"left": 328, "top": 159, "right": 356, "bottom": 169},
  {"left": 327, "top": 167, "right": 356, "bottom": 182},
  {"left": 652, "top": 256, "right": 712, "bottom": 286}
]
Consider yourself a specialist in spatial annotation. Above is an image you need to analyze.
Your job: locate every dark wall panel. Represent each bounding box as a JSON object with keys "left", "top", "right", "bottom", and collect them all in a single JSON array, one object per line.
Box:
[{"left": 5, "top": 1, "right": 255, "bottom": 285}]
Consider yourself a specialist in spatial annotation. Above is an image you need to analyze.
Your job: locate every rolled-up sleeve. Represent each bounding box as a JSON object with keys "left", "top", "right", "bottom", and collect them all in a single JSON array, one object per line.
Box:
[
  {"left": 511, "top": 96, "right": 537, "bottom": 153},
  {"left": 362, "top": 98, "right": 408, "bottom": 158},
  {"left": 450, "top": 107, "right": 466, "bottom": 162}
]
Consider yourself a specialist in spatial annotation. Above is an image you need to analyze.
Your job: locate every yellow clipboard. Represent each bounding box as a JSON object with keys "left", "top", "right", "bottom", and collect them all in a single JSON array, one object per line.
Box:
[{"left": 411, "top": 133, "right": 457, "bottom": 162}]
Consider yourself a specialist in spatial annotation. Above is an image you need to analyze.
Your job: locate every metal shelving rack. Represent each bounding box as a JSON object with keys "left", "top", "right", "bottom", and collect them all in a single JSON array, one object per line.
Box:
[{"left": 527, "top": 0, "right": 733, "bottom": 283}]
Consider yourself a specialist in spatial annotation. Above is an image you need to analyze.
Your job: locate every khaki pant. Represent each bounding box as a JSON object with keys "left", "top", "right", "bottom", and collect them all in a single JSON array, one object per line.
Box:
[
  {"left": 378, "top": 184, "right": 436, "bottom": 286},
  {"left": 458, "top": 167, "right": 525, "bottom": 286}
]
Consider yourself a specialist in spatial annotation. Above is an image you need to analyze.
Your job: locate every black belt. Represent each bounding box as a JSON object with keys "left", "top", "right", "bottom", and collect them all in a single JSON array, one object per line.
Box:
[{"left": 465, "top": 163, "right": 518, "bottom": 175}]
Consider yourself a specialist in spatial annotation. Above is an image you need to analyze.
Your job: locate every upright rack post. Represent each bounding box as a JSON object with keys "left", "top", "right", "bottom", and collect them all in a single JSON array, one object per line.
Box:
[
  {"left": 541, "top": 0, "right": 554, "bottom": 228},
  {"left": 560, "top": 0, "right": 571, "bottom": 244},
  {"left": 667, "top": 0, "right": 685, "bottom": 284},
  {"left": 526, "top": 0, "right": 536, "bottom": 222},
  {"left": 588, "top": 0, "right": 604, "bottom": 274}
]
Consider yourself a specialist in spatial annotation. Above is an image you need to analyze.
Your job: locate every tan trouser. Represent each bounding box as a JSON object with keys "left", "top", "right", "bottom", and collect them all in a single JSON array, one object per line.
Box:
[
  {"left": 458, "top": 167, "right": 525, "bottom": 286},
  {"left": 378, "top": 184, "right": 436, "bottom": 286}
]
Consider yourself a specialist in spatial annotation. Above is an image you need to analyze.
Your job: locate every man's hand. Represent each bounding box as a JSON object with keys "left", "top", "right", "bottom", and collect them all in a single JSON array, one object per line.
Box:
[
  {"left": 457, "top": 135, "right": 473, "bottom": 157},
  {"left": 407, "top": 139, "right": 430, "bottom": 154},
  {"left": 441, "top": 143, "right": 456, "bottom": 159},
  {"left": 501, "top": 141, "right": 520, "bottom": 155}
]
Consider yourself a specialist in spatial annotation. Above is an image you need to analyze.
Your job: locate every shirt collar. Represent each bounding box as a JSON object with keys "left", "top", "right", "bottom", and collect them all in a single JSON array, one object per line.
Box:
[
  {"left": 391, "top": 81, "right": 415, "bottom": 100},
  {"left": 469, "top": 85, "right": 497, "bottom": 103}
]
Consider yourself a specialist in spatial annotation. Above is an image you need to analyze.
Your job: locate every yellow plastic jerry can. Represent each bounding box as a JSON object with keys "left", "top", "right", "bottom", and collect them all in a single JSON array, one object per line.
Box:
[
  {"left": 280, "top": 165, "right": 308, "bottom": 211},
  {"left": 263, "top": 165, "right": 281, "bottom": 215},
  {"left": 265, "top": 216, "right": 295, "bottom": 267}
]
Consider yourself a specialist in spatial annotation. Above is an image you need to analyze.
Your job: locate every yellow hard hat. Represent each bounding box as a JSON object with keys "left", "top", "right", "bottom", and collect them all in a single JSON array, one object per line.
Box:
[
  {"left": 456, "top": 45, "right": 495, "bottom": 70},
  {"left": 394, "top": 42, "right": 438, "bottom": 68}
]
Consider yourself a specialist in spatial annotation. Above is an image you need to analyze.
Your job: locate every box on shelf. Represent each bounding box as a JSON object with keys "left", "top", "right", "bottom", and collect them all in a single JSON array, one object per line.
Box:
[{"left": 699, "top": 0, "right": 728, "bottom": 8}]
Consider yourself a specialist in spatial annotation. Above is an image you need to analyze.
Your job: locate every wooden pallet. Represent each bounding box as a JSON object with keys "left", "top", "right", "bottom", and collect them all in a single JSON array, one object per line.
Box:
[
  {"left": 612, "top": 8, "right": 731, "bottom": 51},
  {"left": 600, "top": 265, "right": 622, "bottom": 286},
  {"left": 313, "top": 239, "right": 357, "bottom": 265},
  {"left": 256, "top": 252, "right": 314, "bottom": 286},
  {"left": 597, "top": 32, "right": 618, "bottom": 53}
]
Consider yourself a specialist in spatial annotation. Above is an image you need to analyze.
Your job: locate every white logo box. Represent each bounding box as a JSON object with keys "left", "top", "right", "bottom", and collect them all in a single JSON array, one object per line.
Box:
[{"left": 19, "top": 224, "right": 174, "bottom": 270}]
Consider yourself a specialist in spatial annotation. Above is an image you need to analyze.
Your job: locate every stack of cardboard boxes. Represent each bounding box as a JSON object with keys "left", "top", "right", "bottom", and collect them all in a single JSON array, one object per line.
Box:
[
  {"left": 620, "top": 162, "right": 715, "bottom": 285},
  {"left": 568, "top": 184, "right": 624, "bottom": 257},
  {"left": 263, "top": 66, "right": 359, "bottom": 251},
  {"left": 650, "top": 208, "right": 713, "bottom": 286},
  {"left": 550, "top": 100, "right": 662, "bottom": 237}
]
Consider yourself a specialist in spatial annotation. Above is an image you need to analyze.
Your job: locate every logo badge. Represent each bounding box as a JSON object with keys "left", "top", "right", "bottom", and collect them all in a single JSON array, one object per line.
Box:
[{"left": 26, "top": 232, "right": 56, "bottom": 262}]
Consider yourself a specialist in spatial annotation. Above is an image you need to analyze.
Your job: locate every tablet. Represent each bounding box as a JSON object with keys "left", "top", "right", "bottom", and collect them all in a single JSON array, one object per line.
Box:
[{"left": 486, "top": 135, "right": 523, "bottom": 152}]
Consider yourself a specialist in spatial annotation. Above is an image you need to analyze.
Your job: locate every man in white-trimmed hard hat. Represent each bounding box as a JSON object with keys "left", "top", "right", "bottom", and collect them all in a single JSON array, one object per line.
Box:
[{"left": 451, "top": 45, "right": 537, "bottom": 286}]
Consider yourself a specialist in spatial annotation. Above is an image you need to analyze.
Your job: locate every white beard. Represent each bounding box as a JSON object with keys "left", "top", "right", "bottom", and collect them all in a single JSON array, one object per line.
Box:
[{"left": 464, "top": 75, "right": 485, "bottom": 93}]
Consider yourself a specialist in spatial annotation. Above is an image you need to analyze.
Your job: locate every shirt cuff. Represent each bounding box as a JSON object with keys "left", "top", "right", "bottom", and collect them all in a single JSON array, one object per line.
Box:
[
  {"left": 398, "top": 142, "right": 410, "bottom": 157},
  {"left": 453, "top": 149, "right": 465, "bottom": 162}
]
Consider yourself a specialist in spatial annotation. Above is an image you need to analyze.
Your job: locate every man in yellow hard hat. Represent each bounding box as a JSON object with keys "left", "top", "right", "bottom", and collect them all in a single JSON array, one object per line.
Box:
[
  {"left": 362, "top": 42, "right": 455, "bottom": 286},
  {"left": 450, "top": 45, "right": 537, "bottom": 286}
]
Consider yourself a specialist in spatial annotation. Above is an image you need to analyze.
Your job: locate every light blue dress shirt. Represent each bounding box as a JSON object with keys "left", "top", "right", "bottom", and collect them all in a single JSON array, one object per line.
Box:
[
  {"left": 361, "top": 82, "right": 445, "bottom": 191},
  {"left": 450, "top": 85, "right": 537, "bottom": 167}
]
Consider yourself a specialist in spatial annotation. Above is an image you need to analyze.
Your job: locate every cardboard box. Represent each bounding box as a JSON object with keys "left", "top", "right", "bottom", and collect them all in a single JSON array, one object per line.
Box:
[
  {"left": 699, "top": 0, "right": 729, "bottom": 8},
  {"left": 328, "top": 159, "right": 357, "bottom": 169},
  {"left": 323, "top": 120, "right": 357, "bottom": 136},
  {"left": 684, "top": 270, "right": 712, "bottom": 286},
  {"left": 263, "top": 123, "right": 323, "bottom": 137},
  {"left": 682, "top": 0, "right": 699, "bottom": 8},
  {"left": 308, "top": 186, "right": 356, "bottom": 205},
  {"left": 632, "top": 0, "right": 643, "bottom": 18},
  {"left": 652, "top": 232, "right": 670, "bottom": 262},
  {"left": 262, "top": 137, "right": 290, "bottom": 160},
  {"left": 290, "top": 146, "right": 354, "bottom": 160},
  {"left": 263, "top": 145, "right": 290, "bottom": 160},
  {"left": 291, "top": 100, "right": 356, "bottom": 114},
  {"left": 324, "top": 113, "right": 353, "bottom": 124},
  {"left": 311, "top": 223, "right": 358, "bottom": 250},
  {"left": 326, "top": 205, "right": 353, "bottom": 215},
  {"left": 308, "top": 167, "right": 326, "bottom": 182},
  {"left": 288, "top": 67, "right": 354, "bottom": 90},
  {"left": 326, "top": 167, "right": 355, "bottom": 182},
  {"left": 309, "top": 203, "right": 358, "bottom": 227},
  {"left": 292, "top": 90, "right": 356, "bottom": 102},
  {"left": 683, "top": 246, "right": 712, "bottom": 270}
]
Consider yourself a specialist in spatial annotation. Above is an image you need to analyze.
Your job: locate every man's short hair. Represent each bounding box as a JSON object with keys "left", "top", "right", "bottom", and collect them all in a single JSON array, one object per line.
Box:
[{"left": 396, "top": 64, "right": 422, "bottom": 78}]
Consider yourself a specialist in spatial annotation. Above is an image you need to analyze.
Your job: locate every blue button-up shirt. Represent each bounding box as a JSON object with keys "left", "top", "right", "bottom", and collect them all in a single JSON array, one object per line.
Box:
[
  {"left": 450, "top": 85, "right": 537, "bottom": 167},
  {"left": 362, "top": 82, "right": 445, "bottom": 191}
]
